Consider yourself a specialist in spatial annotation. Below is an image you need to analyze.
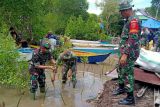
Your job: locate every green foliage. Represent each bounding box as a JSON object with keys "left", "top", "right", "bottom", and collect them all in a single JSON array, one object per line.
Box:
[
  {"left": 108, "top": 15, "right": 123, "bottom": 36},
  {"left": 65, "top": 16, "right": 77, "bottom": 38},
  {"left": 40, "top": 0, "right": 89, "bottom": 35},
  {"left": 84, "top": 14, "right": 99, "bottom": 40},
  {"left": 65, "top": 15, "right": 86, "bottom": 39},
  {"left": 0, "top": 0, "right": 44, "bottom": 38},
  {"left": 65, "top": 15, "right": 99, "bottom": 40},
  {"left": 106, "top": 35, "right": 112, "bottom": 43},
  {"left": 0, "top": 0, "right": 89, "bottom": 41},
  {"left": 52, "top": 36, "right": 72, "bottom": 59},
  {"left": 52, "top": 48, "right": 63, "bottom": 60},
  {"left": 99, "top": 33, "right": 112, "bottom": 42},
  {"left": 98, "top": 0, "right": 123, "bottom": 36},
  {"left": 146, "top": 0, "right": 160, "bottom": 20},
  {"left": 99, "top": 33, "right": 107, "bottom": 41},
  {"left": 80, "top": 56, "right": 88, "bottom": 63},
  {"left": 0, "top": 31, "right": 29, "bottom": 88},
  {"left": 51, "top": 0, "right": 89, "bottom": 19},
  {"left": 59, "top": 36, "right": 72, "bottom": 50}
]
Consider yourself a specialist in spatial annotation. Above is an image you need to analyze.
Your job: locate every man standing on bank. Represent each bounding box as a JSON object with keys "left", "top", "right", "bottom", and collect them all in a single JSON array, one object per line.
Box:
[{"left": 112, "top": 1, "right": 141, "bottom": 105}]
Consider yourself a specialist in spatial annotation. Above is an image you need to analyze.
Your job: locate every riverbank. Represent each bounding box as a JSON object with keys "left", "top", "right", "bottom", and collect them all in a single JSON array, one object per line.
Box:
[{"left": 95, "top": 80, "right": 154, "bottom": 107}]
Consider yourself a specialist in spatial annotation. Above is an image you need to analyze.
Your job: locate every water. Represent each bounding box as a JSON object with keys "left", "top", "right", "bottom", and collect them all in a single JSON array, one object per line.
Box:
[{"left": 0, "top": 61, "right": 116, "bottom": 107}]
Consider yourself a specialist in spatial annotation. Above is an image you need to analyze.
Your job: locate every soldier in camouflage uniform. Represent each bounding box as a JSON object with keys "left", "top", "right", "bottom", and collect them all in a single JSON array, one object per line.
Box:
[
  {"left": 112, "top": 1, "right": 141, "bottom": 105},
  {"left": 154, "top": 29, "right": 160, "bottom": 52},
  {"left": 29, "top": 43, "right": 56, "bottom": 95},
  {"left": 56, "top": 49, "right": 77, "bottom": 88},
  {"left": 141, "top": 28, "right": 148, "bottom": 47}
]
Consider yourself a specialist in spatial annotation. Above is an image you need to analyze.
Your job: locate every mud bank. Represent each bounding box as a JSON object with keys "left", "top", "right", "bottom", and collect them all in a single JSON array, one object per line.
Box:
[{"left": 95, "top": 80, "right": 154, "bottom": 107}]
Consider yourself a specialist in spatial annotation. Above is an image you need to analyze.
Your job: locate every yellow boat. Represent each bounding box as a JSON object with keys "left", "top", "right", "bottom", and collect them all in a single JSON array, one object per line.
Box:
[
  {"left": 72, "top": 50, "right": 111, "bottom": 64},
  {"left": 29, "top": 45, "right": 40, "bottom": 49},
  {"left": 72, "top": 50, "right": 97, "bottom": 56}
]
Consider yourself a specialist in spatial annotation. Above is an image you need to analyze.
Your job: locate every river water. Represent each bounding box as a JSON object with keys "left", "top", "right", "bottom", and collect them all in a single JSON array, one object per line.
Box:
[{"left": 0, "top": 60, "right": 116, "bottom": 107}]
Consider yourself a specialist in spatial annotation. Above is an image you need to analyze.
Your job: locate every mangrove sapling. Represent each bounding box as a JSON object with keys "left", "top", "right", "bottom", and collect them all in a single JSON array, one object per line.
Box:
[
  {"left": 51, "top": 75, "right": 66, "bottom": 105},
  {"left": 57, "top": 80, "right": 66, "bottom": 105},
  {"left": 81, "top": 56, "right": 88, "bottom": 77},
  {"left": 80, "top": 77, "right": 85, "bottom": 100},
  {"left": 42, "top": 87, "right": 49, "bottom": 104},
  {"left": 16, "top": 91, "right": 25, "bottom": 107},
  {"left": 100, "top": 63, "right": 105, "bottom": 78},
  {"left": 81, "top": 56, "right": 88, "bottom": 99},
  {"left": 89, "top": 64, "right": 97, "bottom": 93}
]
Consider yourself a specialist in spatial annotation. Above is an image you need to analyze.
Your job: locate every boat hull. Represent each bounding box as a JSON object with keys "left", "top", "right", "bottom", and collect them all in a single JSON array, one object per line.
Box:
[
  {"left": 77, "top": 53, "right": 111, "bottom": 64},
  {"left": 73, "top": 47, "right": 118, "bottom": 54}
]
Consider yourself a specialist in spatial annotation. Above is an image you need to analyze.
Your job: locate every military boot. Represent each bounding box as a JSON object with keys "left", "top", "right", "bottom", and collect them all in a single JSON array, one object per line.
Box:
[
  {"left": 118, "top": 92, "right": 135, "bottom": 105},
  {"left": 40, "top": 87, "right": 45, "bottom": 93},
  {"left": 112, "top": 84, "right": 126, "bottom": 95},
  {"left": 62, "top": 75, "right": 67, "bottom": 84},
  {"left": 30, "top": 88, "right": 36, "bottom": 93},
  {"left": 30, "top": 89, "right": 36, "bottom": 100},
  {"left": 72, "top": 75, "right": 77, "bottom": 88}
]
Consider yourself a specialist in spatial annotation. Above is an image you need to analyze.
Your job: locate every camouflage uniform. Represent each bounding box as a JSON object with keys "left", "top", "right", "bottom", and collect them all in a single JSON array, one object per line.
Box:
[
  {"left": 29, "top": 49, "right": 53, "bottom": 93},
  {"left": 112, "top": 1, "right": 142, "bottom": 105},
  {"left": 56, "top": 51, "right": 77, "bottom": 82},
  {"left": 154, "top": 30, "right": 160, "bottom": 52},
  {"left": 118, "top": 15, "right": 141, "bottom": 93},
  {"left": 140, "top": 32, "right": 147, "bottom": 47}
]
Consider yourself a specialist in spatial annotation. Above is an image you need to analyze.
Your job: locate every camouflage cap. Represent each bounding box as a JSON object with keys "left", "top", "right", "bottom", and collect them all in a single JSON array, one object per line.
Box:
[
  {"left": 119, "top": 0, "right": 134, "bottom": 11},
  {"left": 42, "top": 42, "right": 51, "bottom": 49}
]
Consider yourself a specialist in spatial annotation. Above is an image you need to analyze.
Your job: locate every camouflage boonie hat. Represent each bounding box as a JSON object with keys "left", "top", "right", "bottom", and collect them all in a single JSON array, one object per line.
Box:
[
  {"left": 42, "top": 42, "right": 51, "bottom": 49},
  {"left": 119, "top": 0, "right": 134, "bottom": 11}
]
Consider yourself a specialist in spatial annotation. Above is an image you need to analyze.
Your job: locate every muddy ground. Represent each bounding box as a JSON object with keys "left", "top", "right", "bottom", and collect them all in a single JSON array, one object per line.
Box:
[
  {"left": 0, "top": 55, "right": 117, "bottom": 107},
  {"left": 95, "top": 80, "right": 154, "bottom": 107}
]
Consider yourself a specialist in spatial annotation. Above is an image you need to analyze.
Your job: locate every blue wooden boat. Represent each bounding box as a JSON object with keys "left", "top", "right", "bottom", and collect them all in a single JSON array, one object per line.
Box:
[
  {"left": 73, "top": 47, "right": 118, "bottom": 54},
  {"left": 76, "top": 52, "right": 111, "bottom": 64},
  {"left": 70, "top": 39, "right": 118, "bottom": 47},
  {"left": 18, "top": 48, "right": 33, "bottom": 53},
  {"left": 18, "top": 48, "right": 33, "bottom": 61},
  {"left": 72, "top": 50, "right": 111, "bottom": 64}
]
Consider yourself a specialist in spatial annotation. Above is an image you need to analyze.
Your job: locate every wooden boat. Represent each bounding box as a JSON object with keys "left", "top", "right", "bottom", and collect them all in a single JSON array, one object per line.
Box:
[
  {"left": 70, "top": 39, "right": 118, "bottom": 48},
  {"left": 70, "top": 39, "right": 101, "bottom": 44},
  {"left": 73, "top": 47, "right": 118, "bottom": 54},
  {"left": 72, "top": 50, "right": 97, "bottom": 56},
  {"left": 70, "top": 39, "right": 119, "bottom": 48},
  {"left": 29, "top": 45, "right": 40, "bottom": 49},
  {"left": 18, "top": 48, "right": 33, "bottom": 53},
  {"left": 72, "top": 42, "right": 118, "bottom": 47},
  {"left": 17, "top": 48, "right": 33, "bottom": 61},
  {"left": 72, "top": 50, "right": 111, "bottom": 64},
  {"left": 21, "top": 45, "right": 111, "bottom": 63}
]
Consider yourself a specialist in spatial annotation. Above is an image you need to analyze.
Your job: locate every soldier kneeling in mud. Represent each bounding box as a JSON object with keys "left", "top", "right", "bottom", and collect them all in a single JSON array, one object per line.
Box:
[
  {"left": 56, "top": 49, "right": 77, "bottom": 88},
  {"left": 29, "top": 42, "right": 56, "bottom": 97}
]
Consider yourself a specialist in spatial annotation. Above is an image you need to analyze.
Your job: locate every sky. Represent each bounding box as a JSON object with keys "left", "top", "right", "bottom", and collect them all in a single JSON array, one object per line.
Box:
[{"left": 87, "top": 0, "right": 152, "bottom": 15}]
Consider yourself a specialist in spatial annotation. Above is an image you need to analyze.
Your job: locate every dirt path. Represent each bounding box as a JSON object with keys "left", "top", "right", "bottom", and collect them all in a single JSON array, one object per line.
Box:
[{"left": 95, "top": 80, "right": 154, "bottom": 107}]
